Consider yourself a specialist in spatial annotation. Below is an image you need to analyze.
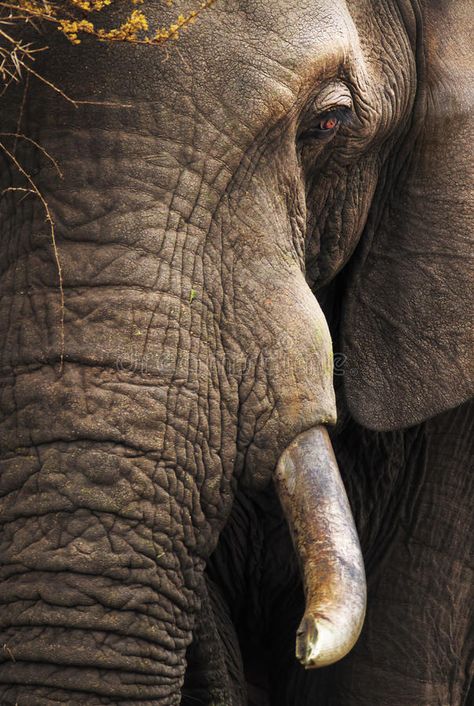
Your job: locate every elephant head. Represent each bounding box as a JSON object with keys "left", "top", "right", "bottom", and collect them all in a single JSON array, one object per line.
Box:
[{"left": 0, "top": 0, "right": 471, "bottom": 703}]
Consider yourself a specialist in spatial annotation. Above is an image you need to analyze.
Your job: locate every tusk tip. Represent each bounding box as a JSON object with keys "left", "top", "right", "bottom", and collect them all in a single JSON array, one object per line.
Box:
[
  {"left": 296, "top": 613, "right": 359, "bottom": 670},
  {"left": 296, "top": 613, "right": 318, "bottom": 668}
]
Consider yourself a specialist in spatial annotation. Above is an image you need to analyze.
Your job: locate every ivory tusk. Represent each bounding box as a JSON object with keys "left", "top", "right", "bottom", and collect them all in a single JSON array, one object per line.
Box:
[{"left": 274, "top": 425, "right": 366, "bottom": 669}]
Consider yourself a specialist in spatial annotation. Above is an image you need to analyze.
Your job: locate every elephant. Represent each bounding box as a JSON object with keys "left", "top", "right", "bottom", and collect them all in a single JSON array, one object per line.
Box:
[{"left": 0, "top": 0, "right": 472, "bottom": 704}]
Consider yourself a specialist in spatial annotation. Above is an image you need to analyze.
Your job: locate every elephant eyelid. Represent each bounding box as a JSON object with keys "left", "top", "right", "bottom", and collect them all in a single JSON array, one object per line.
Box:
[{"left": 318, "top": 106, "right": 353, "bottom": 125}]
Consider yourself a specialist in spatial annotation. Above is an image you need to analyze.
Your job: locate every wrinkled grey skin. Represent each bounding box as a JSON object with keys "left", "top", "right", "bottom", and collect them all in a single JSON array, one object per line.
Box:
[{"left": 0, "top": 0, "right": 472, "bottom": 704}]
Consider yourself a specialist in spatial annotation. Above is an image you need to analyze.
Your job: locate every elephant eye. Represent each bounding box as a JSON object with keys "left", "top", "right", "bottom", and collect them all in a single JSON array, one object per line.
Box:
[
  {"left": 300, "top": 107, "right": 352, "bottom": 142},
  {"left": 318, "top": 116, "right": 339, "bottom": 131}
]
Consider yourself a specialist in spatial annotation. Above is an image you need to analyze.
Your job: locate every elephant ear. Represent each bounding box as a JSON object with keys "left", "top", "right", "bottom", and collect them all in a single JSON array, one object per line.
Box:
[{"left": 341, "top": 0, "right": 474, "bottom": 431}]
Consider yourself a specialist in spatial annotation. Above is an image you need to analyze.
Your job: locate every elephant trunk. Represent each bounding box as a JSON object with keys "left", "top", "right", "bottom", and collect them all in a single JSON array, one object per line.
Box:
[
  {"left": 0, "top": 439, "right": 207, "bottom": 704},
  {"left": 274, "top": 426, "right": 366, "bottom": 669}
]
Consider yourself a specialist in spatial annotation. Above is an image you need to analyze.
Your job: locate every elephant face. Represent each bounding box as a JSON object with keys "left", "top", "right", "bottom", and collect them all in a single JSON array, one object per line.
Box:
[{"left": 0, "top": 0, "right": 471, "bottom": 703}]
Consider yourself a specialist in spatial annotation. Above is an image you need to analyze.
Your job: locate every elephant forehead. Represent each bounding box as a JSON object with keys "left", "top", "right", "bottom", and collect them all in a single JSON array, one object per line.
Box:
[
  {"left": 194, "top": 0, "right": 355, "bottom": 72},
  {"left": 44, "top": 0, "right": 358, "bottom": 137},
  {"left": 153, "top": 0, "right": 356, "bottom": 116}
]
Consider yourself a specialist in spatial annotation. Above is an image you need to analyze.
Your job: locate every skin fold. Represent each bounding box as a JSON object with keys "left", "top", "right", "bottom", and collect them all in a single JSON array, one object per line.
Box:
[{"left": 0, "top": 0, "right": 472, "bottom": 704}]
